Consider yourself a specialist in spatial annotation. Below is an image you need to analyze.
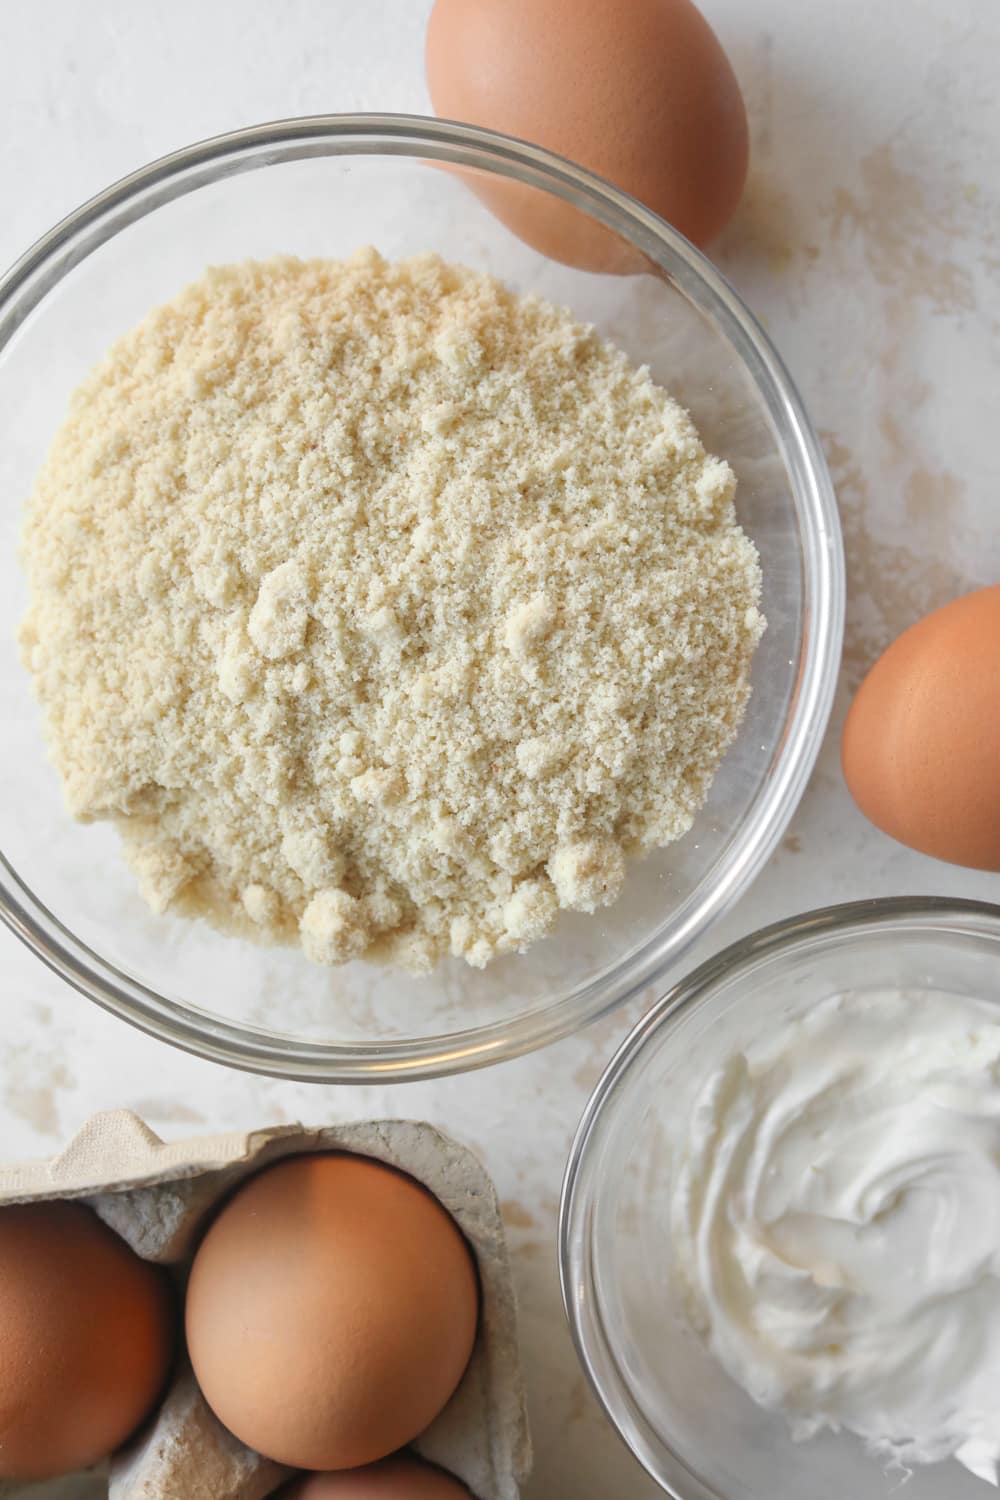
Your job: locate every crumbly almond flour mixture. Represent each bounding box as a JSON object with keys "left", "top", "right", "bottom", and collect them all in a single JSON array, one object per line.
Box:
[{"left": 20, "top": 249, "right": 764, "bottom": 972}]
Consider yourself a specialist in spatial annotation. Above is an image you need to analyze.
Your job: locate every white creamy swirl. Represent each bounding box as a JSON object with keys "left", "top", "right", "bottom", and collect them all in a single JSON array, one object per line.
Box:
[{"left": 672, "top": 989, "right": 1000, "bottom": 1484}]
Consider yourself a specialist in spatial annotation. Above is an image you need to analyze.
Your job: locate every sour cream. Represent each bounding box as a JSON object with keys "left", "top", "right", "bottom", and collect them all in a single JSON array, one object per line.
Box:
[{"left": 671, "top": 989, "right": 1000, "bottom": 1484}]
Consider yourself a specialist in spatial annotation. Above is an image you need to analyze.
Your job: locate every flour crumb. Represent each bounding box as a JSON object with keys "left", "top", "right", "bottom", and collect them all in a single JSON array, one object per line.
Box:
[
  {"left": 248, "top": 561, "right": 311, "bottom": 661},
  {"left": 548, "top": 837, "right": 627, "bottom": 914},
  {"left": 20, "top": 249, "right": 765, "bottom": 971},
  {"left": 242, "top": 883, "right": 280, "bottom": 927},
  {"left": 300, "top": 889, "right": 371, "bottom": 965},
  {"left": 128, "top": 840, "right": 196, "bottom": 917},
  {"left": 503, "top": 880, "right": 559, "bottom": 944},
  {"left": 505, "top": 594, "right": 557, "bottom": 657}
]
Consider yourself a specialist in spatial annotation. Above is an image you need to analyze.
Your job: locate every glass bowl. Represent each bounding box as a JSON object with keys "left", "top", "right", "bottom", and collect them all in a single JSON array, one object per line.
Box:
[
  {"left": 560, "top": 896, "right": 1000, "bottom": 1499},
  {"left": 0, "top": 115, "right": 842, "bottom": 1081}
]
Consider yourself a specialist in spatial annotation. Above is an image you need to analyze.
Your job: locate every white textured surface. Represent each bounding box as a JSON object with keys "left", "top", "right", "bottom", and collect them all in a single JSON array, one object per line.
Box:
[
  {"left": 1, "top": 4, "right": 998, "bottom": 1496},
  {"left": 670, "top": 990, "right": 1000, "bottom": 1483}
]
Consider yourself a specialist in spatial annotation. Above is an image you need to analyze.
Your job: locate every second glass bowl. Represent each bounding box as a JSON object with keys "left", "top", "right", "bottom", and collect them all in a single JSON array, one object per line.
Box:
[
  {"left": 0, "top": 115, "right": 842, "bottom": 1079},
  {"left": 560, "top": 896, "right": 1000, "bottom": 1500}
]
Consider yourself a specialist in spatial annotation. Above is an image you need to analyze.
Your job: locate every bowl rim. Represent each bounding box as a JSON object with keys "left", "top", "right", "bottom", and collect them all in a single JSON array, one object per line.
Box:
[
  {"left": 558, "top": 893, "right": 1000, "bottom": 1499},
  {"left": 0, "top": 112, "right": 844, "bottom": 1082}
]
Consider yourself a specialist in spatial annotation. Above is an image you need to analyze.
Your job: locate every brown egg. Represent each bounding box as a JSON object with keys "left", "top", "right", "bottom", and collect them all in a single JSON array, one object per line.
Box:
[
  {"left": 186, "top": 1154, "right": 480, "bottom": 1470},
  {"left": 0, "top": 1201, "right": 174, "bottom": 1480},
  {"left": 426, "top": 0, "right": 748, "bottom": 271},
  {"left": 842, "top": 585, "right": 1000, "bottom": 871},
  {"left": 279, "top": 1454, "right": 470, "bottom": 1498}
]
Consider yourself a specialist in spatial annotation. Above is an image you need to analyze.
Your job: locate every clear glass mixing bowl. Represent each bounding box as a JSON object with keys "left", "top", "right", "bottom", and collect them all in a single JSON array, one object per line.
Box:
[
  {"left": 0, "top": 115, "right": 842, "bottom": 1080},
  {"left": 560, "top": 896, "right": 1000, "bottom": 1499}
]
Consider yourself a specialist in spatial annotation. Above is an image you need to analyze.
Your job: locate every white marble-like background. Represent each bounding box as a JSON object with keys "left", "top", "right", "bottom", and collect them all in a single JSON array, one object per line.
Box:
[{"left": 1, "top": 3, "right": 997, "bottom": 1496}]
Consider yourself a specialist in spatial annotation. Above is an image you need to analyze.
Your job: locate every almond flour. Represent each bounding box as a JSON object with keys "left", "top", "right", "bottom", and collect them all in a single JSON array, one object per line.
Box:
[{"left": 20, "top": 249, "right": 764, "bottom": 972}]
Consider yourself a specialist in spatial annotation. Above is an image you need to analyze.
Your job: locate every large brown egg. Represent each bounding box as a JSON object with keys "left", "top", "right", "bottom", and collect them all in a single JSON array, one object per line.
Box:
[
  {"left": 0, "top": 1202, "right": 174, "bottom": 1480},
  {"left": 426, "top": 0, "right": 748, "bottom": 271},
  {"left": 186, "top": 1154, "right": 480, "bottom": 1470},
  {"left": 280, "top": 1454, "right": 470, "bottom": 1497},
  {"left": 842, "top": 585, "right": 1000, "bottom": 870}
]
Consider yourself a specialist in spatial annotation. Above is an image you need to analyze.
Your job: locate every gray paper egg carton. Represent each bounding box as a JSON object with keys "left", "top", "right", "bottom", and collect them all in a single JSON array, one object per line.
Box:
[{"left": 0, "top": 1111, "right": 531, "bottom": 1500}]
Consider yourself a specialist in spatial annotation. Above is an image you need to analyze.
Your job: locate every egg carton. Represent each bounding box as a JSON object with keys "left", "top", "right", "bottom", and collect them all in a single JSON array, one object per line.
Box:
[{"left": 0, "top": 1111, "right": 532, "bottom": 1500}]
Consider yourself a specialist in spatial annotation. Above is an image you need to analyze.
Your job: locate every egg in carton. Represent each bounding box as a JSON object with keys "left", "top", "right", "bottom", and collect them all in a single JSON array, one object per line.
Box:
[{"left": 0, "top": 1110, "right": 531, "bottom": 1500}]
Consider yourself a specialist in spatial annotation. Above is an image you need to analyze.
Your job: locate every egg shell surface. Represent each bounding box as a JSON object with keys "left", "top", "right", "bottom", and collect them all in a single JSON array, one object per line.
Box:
[
  {"left": 842, "top": 584, "right": 1000, "bottom": 871},
  {"left": 185, "top": 1152, "right": 480, "bottom": 1471},
  {"left": 0, "top": 1201, "right": 175, "bottom": 1480},
  {"left": 426, "top": 0, "right": 748, "bottom": 270},
  {"left": 281, "top": 1453, "right": 470, "bottom": 1497}
]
